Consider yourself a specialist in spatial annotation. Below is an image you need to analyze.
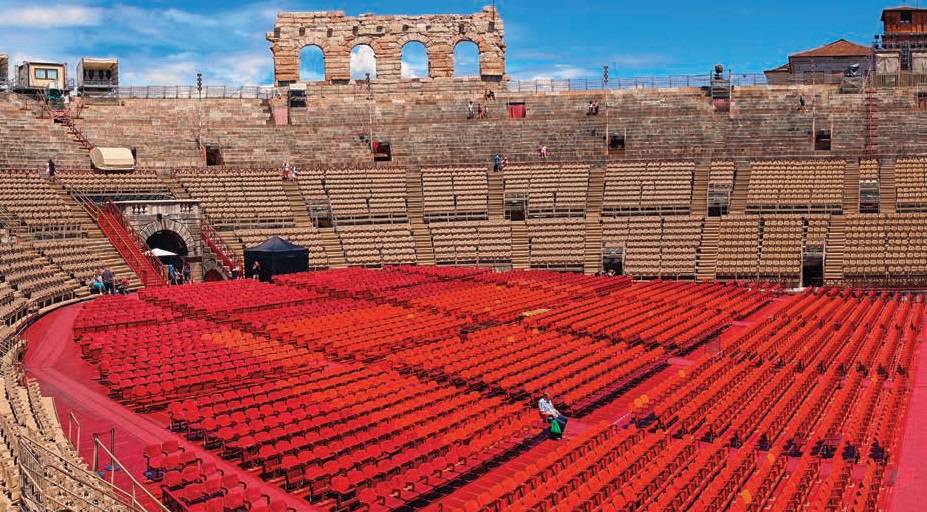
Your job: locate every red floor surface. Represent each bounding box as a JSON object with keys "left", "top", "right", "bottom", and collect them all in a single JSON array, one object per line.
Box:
[{"left": 21, "top": 300, "right": 317, "bottom": 512}]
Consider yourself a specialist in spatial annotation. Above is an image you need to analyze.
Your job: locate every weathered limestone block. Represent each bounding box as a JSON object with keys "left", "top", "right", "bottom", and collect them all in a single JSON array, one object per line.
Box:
[{"left": 267, "top": 6, "right": 505, "bottom": 84}]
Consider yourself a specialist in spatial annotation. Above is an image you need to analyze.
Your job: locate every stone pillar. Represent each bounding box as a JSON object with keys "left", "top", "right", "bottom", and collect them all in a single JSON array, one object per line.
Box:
[{"left": 430, "top": 43, "right": 454, "bottom": 79}]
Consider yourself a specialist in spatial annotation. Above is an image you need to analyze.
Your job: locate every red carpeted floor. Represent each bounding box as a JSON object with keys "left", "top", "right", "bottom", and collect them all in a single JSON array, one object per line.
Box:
[{"left": 21, "top": 300, "right": 317, "bottom": 512}]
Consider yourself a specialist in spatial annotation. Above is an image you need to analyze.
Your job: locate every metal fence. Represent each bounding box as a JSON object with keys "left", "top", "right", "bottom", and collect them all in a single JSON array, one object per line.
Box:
[{"left": 112, "top": 85, "right": 277, "bottom": 99}]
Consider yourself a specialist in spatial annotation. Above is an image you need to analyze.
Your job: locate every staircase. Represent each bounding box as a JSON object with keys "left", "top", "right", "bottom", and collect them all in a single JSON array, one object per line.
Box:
[
  {"left": 51, "top": 183, "right": 142, "bottom": 289},
  {"left": 511, "top": 221, "right": 529, "bottom": 270},
  {"left": 38, "top": 92, "right": 94, "bottom": 152},
  {"left": 583, "top": 165, "right": 606, "bottom": 275},
  {"left": 863, "top": 86, "right": 879, "bottom": 159},
  {"left": 879, "top": 157, "right": 896, "bottom": 214},
  {"left": 697, "top": 217, "right": 720, "bottom": 281},
  {"left": 691, "top": 160, "right": 711, "bottom": 216},
  {"left": 167, "top": 179, "right": 191, "bottom": 200},
  {"left": 842, "top": 160, "right": 860, "bottom": 215},
  {"left": 319, "top": 229, "right": 347, "bottom": 268},
  {"left": 728, "top": 161, "right": 751, "bottom": 214},
  {"left": 200, "top": 219, "right": 239, "bottom": 275},
  {"left": 90, "top": 200, "right": 165, "bottom": 287},
  {"left": 405, "top": 168, "right": 435, "bottom": 265},
  {"left": 487, "top": 168, "right": 505, "bottom": 221},
  {"left": 281, "top": 180, "right": 314, "bottom": 229},
  {"left": 824, "top": 216, "right": 846, "bottom": 284}
]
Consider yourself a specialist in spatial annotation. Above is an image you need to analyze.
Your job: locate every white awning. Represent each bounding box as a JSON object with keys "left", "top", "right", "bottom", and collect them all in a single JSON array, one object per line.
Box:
[
  {"left": 81, "top": 58, "right": 118, "bottom": 69},
  {"left": 145, "top": 248, "right": 177, "bottom": 257},
  {"left": 90, "top": 147, "right": 134, "bottom": 172}
]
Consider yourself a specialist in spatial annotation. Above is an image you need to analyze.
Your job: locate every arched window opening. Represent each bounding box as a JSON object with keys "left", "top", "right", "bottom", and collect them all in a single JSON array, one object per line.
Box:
[
  {"left": 401, "top": 41, "right": 429, "bottom": 79},
  {"left": 299, "top": 45, "right": 325, "bottom": 81},
  {"left": 453, "top": 40, "right": 480, "bottom": 77},
  {"left": 350, "top": 44, "right": 377, "bottom": 80}
]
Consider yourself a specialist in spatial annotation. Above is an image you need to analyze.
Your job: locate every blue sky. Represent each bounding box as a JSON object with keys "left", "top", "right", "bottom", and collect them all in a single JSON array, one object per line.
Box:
[{"left": 0, "top": 1, "right": 900, "bottom": 85}]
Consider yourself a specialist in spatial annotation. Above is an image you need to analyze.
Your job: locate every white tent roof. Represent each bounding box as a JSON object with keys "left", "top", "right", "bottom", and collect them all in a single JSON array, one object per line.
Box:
[
  {"left": 145, "top": 248, "right": 177, "bottom": 257},
  {"left": 90, "top": 147, "right": 134, "bottom": 172}
]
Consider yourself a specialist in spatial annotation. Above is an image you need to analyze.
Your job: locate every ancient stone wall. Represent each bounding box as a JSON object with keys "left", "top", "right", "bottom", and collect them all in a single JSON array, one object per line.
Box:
[{"left": 266, "top": 7, "right": 505, "bottom": 85}]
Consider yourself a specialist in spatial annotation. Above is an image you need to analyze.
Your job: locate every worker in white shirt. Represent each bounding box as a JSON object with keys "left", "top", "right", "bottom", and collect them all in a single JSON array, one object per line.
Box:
[
  {"left": 538, "top": 393, "right": 567, "bottom": 439},
  {"left": 538, "top": 394, "right": 560, "bottom": 419}
]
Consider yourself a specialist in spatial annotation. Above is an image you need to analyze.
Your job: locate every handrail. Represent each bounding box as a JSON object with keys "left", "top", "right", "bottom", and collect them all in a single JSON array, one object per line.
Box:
[
  {"left": 19, "top": 433, "right": 161, "bottom": 512},
  {"left": 92, "top": 433, "right": 171, "bottom": 512},
  {"left": 200, "top": 218, "right": 239, "bottom": 270},
  {"left": 101, "top": 200, "right": 166, "bottom": 286}
]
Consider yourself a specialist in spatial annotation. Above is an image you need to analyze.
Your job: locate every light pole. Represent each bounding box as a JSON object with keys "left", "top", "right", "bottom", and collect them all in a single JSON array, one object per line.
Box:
[{"left": 603, "top": 65, "right": 610, "bottom": 159}]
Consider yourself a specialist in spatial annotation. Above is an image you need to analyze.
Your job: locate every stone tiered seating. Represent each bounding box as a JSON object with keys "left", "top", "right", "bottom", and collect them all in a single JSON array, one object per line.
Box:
[
  {"left": 31, "top": 237, "right": 137, "bottom": 287},
  {"left": 428, "top": 221, "right": 511, "bottom": 264},
  {"left": 0, "top": 282, "right": 27, "bottom": 327},
  {"left": 603, "top": 216, "right": 702, "bottom": 278},
  {"left": 845, "top": 214, "right": 927, "bottom": 282},
  {"left": 746, "top": 160, "right": 845, "bottom": 214},
  {"left": 177, "top": 169, "right": 294, "bottom": 228},
  {"left": 603, "top": 161, "right": 693, "bottom": 215},
  {"left": 860, "top": 159, "right": 879, "bottom": 182},
  {"left": 756, "top": 217, "right": 804, "bottom": 282},
  {"left": 717, "top": 216, "right": 761, "bottom": 279},
  {"left": 0, "top": 172, "right": 82, "bottom": 235},
  {"left": 76, "top": 99, "right": 287, "bottom": 168},
  {"left": 0, "top": 93, "right": 88, "bottom": 169},
  {"left": 503, "top": 164, "right": 589, "bottom": 217},
  {"left": 709, "top": 161, "right": 735, "bottom": 188},
  {"left": 894, "top": 158, "right": 927, "bottom": 212},
  {"left": 0, "top": 242, "right": 80, "bottom": 305},
  {"left": 422, "top": 167, "right": 488, "bottom": 221},
  {"left": 57, "top": 170, "right": 172, "bottom": 200},
  {"left": 320, "top": 167, "right": 407, "bottom": 223},
  {"left": 527, "top": 218, "right": 585, "bottom": 269},
  {"left": 336, "top": 224, "right": 416, "bottom": 266}
]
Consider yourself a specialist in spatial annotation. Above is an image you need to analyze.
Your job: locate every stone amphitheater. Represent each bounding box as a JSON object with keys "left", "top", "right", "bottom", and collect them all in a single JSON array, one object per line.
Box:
[{"left": 1, "top": 4, "right": 927, "bottom": 512}]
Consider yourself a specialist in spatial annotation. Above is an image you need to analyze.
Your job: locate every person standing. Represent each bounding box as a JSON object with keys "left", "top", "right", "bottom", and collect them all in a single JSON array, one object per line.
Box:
[
  {"left": 101, "top": 267, "right": 115, "bottom": 295},
  {"left": 182, "top": 260, "right": 192, "bottom": 285},
  {"left": 167, "top": 263, "right": 177, "bottom": 285},
  {"left": 251, "top": 260, "right": 261, "bottom": 280}
]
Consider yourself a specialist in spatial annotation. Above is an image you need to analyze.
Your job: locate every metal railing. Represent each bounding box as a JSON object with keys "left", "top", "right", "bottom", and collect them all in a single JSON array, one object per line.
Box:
[
  {"left": 100, "top": 200, "right": 166, "bottom": 286},
  {"left": 112, "top": 85, "right": 276, "bottom": 100},
  {"left": 200, "top": 218, "right": 240, "bottom": 270},
  {"left": 84, "top": 69, "right": 927, "bottom": 100}
]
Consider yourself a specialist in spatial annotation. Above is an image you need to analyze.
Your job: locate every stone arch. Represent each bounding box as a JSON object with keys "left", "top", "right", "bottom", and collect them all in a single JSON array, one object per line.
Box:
[
  {"left": 452, "top": 39, "right": 481, "bottom": 78},
  {"left": 136, "top": 219, "right": 197, "bottom": 257},
  {"left": 202, "top": 265, "right": 227, "bottom": 282},
  {"left": 350, "top": 44, "right": 378, "bottom": 80},
  {"left": 267, "top": 9, "right": 506, "bottom": 84},
  {"left": 299, "top": 44, "right": 326, "bottom": 81},
  {"left": 400, "top": 40, "right": 430, "bottom": 79}
]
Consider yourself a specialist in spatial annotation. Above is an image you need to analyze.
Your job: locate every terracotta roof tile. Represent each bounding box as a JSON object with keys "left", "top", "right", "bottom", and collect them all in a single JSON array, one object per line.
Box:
[{"left": 790, "top": 39, "right": 873, "bottom": 58}]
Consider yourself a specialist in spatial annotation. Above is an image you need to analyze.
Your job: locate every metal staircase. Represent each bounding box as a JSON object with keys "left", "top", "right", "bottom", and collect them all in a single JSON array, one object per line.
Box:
[{"left": 37, "top": 90, "right": 94, "bottom": 152}]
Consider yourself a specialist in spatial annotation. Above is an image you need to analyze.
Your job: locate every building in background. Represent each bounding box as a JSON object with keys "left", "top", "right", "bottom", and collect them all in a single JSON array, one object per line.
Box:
[{"left": 765, "top": 39, "right": 872, "bottom": 84}]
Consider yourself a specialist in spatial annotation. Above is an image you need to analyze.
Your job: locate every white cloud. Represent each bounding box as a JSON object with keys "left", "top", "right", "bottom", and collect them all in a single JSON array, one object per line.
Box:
[
  {"left": 401, "top": 43, "right": 428, "bottom": 79},
  {"left": 122, "top": 59, "right": 198, "bottom": 85},
  {"left": 350, "top": 45, "right": 377, "bottom": 80},
  {"left": 530, "top": 64, "right": 587, "bottom": 81},
  {"left": 0, "top": 5, "right": 104, "bottom": 27},
  {"left": 611, "top": 53, "right": 674, "bottom": 69}
]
